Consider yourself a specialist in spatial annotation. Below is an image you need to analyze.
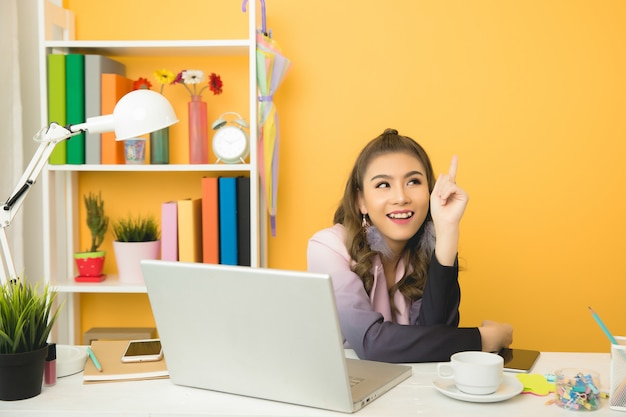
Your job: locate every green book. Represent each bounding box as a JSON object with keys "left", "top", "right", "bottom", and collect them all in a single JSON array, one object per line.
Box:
[
  {"left": 47, "top": 54, "right": 66, "bottom": 164},
  {"left": 65, "top": 54, "right": 85, "bottom": 164}
]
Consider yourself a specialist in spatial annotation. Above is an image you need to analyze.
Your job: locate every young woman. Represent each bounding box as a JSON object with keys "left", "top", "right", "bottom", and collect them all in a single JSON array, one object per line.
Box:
[{"left": 307, "top": 128, "right": 513, "bottom": 363}]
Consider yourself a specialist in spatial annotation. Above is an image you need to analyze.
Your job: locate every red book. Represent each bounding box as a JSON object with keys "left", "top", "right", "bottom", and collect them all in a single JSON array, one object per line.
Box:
[
  {"left": 201, "top": 177, "right": 219, "bottom": 264},
  {"left": 101, "top": 74, "right": 133, "bottom": 164}
]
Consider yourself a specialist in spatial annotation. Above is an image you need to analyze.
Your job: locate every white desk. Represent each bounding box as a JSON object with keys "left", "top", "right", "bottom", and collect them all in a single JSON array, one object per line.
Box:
[{"left": 0, "top": 352, "right": 621, "bottom": 416}]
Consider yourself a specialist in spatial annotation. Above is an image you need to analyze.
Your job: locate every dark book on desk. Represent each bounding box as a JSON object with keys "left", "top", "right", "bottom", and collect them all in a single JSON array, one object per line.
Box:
[{"left": 83, "top": 340, "right": 169, "bottom": 383}]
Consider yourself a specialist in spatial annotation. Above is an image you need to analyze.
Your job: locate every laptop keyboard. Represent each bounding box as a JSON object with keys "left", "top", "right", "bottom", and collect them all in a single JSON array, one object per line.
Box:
[{"left": 349, "top": 376, "right": 364, "bottom": 387}]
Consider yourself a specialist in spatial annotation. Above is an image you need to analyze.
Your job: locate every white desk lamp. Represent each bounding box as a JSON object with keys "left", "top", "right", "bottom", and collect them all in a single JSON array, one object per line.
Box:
[{"left": 0, "top": 89, "right": 178, "bottom": 284}]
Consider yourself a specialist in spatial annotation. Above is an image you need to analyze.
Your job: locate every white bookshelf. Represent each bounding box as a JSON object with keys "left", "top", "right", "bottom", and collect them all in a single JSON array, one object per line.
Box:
[{"left": 38, "top": 0, "right": 265, "bottom": 344}]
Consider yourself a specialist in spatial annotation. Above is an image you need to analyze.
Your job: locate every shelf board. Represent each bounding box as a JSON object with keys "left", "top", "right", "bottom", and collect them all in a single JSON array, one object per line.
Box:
[
  {"left": 52, "top": 275, "right": 146, "bottom": 294},
  {"left": 44, "top": 39, "right": 252, "bottom": 56},
  {"left": 45, "top": 164, "right": 251, "bottom": 173}
]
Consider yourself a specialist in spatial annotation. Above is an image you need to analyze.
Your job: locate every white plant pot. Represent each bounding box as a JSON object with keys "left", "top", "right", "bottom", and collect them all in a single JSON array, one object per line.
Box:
[{"left": 113, "top": 240, "right": 161, "bottom": 284}]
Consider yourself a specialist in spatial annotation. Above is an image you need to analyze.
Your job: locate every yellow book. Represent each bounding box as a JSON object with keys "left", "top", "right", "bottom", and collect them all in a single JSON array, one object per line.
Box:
[
  {"left": 177, "top": 198, "right": 203, "bottom": 262},
  {"left": 83, "top": 340, "right": 168, "bottom": 383}
]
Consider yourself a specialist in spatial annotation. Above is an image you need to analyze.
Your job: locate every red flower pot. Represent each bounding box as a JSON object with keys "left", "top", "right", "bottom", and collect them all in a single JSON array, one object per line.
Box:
[{"left": 74, "top": 251, "right": 106, "bottom": 282}]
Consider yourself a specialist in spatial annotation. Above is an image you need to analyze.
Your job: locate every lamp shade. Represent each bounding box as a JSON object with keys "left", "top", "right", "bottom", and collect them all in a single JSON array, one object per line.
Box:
[
  {"left": 70, "top": 89, "right": 178, "bottom": 140},
  {"left": 113, "top": 89, "right": 179, "bottom": 140}
]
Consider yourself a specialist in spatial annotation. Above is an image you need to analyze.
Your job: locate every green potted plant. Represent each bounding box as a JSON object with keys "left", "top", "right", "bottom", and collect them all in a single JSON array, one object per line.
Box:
[
  {"left": 112, "top": 213, "right": 160, "bottom": 284},
  {"left": 0, "top": 280, "right": 62, "bottom": 400},
  {"left": 73, "top": 192, "right": 109, "bottom": 282}
]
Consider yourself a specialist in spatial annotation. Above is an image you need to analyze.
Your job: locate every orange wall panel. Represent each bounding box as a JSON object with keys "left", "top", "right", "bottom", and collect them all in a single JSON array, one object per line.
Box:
[{"left": 65, "top": 0, "right": 626, "bottom": 352}]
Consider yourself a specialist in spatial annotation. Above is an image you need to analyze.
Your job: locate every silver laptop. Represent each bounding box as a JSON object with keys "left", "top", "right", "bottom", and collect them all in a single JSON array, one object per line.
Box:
[{"left": 141, "top": 260, "right": 412, "bottom": 413}]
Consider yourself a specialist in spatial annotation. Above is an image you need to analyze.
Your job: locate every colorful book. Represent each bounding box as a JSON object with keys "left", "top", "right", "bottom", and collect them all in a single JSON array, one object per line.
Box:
[
  {"left": 47, "top": 54, "right": 66, "bottom": 164},
  {"left": 84, "top": 55, "right": 125, "bottom": 164},
  {"left": 201, "top": 177, "right": 219, "bottom": 264},
  {"left": 101, "top": 73, "right": 133, "bottom": 164},
  {"left": 161, "top": 201, "right": 178, "bottom": 261},
  {"left": 65, "top": 54, "right": 85, "bottom": 164},
  {"left": 177, "top": 198, "right": 203, "bottom": 262},
  {"left": 236, "top": 176, "right": 251, "bottom": 266},
  {"left": 218, "top": 177, "right": 238, "bottom": 265}
]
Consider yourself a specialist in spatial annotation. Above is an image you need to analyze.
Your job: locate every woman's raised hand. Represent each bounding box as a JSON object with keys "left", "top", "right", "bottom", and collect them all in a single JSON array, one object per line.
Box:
[{"left": 430, "top": 155, "right": 469, "bottom": 228}]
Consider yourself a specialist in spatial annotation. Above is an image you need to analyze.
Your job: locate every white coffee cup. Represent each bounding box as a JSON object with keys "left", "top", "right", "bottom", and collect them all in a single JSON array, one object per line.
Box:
[{"left": 437, "top": 351, "right": 503, "bottom": 395}]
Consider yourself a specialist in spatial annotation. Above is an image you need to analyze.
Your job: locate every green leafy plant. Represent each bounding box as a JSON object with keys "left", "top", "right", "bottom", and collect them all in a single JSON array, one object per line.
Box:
[
  {"left": 83, "top": 191, "right": 109, "bottom": 253},
  {"left": 0, "top": 280, "right": 62, "bottom": 354},
  {"left": 112, "top": 214, "right": 160, "bottom": 242}
]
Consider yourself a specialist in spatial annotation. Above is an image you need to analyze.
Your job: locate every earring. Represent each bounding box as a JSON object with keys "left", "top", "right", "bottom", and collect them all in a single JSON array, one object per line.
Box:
[{"left": 363, "top": 216, "right": 395, "bottom": 259}]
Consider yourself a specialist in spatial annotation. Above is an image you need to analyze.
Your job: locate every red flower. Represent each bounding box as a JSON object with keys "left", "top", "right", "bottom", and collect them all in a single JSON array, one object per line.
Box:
[
  {"left": 133, "top": 77, "right": 152, "bottom": 90},
  {"left": 208, "top": 73, "right": 223, "bottom": 95},
  {"left": 172, "top": 71, "right": 185, "bottom": 85}
]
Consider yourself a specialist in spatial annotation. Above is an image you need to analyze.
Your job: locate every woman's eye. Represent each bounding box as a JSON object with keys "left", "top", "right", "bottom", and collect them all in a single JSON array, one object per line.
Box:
[
  {"left": 375, "top": 181, "right": 390, "bottom": 189},
  {"left": 407, "top": 178, "right": 422, "bottom": 186}
]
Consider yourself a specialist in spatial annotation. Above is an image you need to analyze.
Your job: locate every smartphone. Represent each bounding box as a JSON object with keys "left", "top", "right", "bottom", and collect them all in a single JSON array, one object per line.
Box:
[
  {"left": 121, "top": 339, "right": 163, "bottom": 363},
  {"left": 498, "top": 347, "right": 540, "bottom": 373}
]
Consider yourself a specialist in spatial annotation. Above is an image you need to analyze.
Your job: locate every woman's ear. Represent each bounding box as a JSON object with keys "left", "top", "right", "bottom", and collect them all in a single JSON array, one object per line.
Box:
[{"left": 357, "top": 191, "right": 367, "bottom": 215}]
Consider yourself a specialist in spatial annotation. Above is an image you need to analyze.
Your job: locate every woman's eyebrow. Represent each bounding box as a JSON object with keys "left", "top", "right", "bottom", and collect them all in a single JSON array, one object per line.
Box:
[
  {"left": 369, "top": 170, "right": 424, "bottom": 182},
  {"left": 405, "top": 170, "right": 424, "bottom": 178}
]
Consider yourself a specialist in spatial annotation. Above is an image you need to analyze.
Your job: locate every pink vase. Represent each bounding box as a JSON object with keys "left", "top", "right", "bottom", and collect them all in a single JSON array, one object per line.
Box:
[
  {"left": 113, "top": 240, "right": 161, "bottom": 284},
  {"left": 188, "top": 96, "right": 208, "bottom": 164}
]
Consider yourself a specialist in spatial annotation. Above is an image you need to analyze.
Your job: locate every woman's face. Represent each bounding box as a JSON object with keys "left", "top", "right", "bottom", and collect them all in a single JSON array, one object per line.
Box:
[{"left": 358, "top": 152, "right": 430, "bottom": 256}]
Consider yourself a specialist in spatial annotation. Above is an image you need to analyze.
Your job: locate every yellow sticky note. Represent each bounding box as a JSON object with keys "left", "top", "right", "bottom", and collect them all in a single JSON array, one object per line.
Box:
[{"left": 516, "top": 373, "right": 555, "bottom": 396}]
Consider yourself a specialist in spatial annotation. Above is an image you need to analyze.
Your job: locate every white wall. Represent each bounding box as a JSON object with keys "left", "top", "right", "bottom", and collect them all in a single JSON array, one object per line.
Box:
[{"left": 16, "top": 0, "right": 44, "bottom": 281}]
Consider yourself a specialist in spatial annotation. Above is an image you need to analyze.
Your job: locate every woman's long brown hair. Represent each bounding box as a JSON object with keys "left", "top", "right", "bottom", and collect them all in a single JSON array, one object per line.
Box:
[{"left": 333, "top": 129, "right": 436, "bottom": 312}]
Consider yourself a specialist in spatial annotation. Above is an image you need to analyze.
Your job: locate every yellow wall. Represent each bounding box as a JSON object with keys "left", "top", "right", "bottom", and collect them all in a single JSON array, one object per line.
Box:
[{"left": 65, "top": 0, "right": 626, "bottom": 352}]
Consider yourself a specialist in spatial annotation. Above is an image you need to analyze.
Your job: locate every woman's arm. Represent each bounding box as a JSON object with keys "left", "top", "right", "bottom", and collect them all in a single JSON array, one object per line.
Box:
[
  {"left": 307, "top": 227, "right": 481, "bottom": 363},
  {"left": 430, "top": 156, "right": 468, "bottom": 266},
  {"left": 415, "top": 254, "right": 461, "bottom": 326}
]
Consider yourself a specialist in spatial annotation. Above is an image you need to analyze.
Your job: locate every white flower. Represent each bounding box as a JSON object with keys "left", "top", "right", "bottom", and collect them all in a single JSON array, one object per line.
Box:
[{"left": 182, "top": 70, "right": 204, "bottom": 85}]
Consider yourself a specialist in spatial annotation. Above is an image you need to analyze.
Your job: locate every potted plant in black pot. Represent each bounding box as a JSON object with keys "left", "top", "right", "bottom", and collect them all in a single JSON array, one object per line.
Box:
[
  {"left": 74, "top": 191, "right": 109, "bottom": 282},
  {"left": 112, "top": 213, "right": 160, "bottom": 285},
  {"left": 0, "top": 280, "right": 61, "bottom": 400}
]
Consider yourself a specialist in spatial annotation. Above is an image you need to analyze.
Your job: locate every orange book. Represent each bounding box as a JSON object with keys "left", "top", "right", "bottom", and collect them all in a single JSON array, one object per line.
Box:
[
  {"left": 177, "top": 198, "right": 203, "bottom": 262},
  {"left": 201, "top": 177, "right": 219, "bottom": 264},
  {"left": 101, "top": 74, "right": 133, "bottom": 164}
]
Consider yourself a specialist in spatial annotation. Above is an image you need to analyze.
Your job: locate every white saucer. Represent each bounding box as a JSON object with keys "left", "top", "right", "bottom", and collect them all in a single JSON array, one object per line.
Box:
[{"left": 433, "top": 374, "right": 523, "bottom": 403}]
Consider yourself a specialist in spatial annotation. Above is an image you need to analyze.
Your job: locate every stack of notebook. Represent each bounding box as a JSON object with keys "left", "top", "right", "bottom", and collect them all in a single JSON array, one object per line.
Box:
[{"left": 83, "top": 340, "right": 168, "bottom": 383}]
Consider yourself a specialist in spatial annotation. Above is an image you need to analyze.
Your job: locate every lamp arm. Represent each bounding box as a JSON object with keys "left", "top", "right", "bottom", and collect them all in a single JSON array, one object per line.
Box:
[{"left": 0, "top": 122, "right": 80, "bottom": 283}]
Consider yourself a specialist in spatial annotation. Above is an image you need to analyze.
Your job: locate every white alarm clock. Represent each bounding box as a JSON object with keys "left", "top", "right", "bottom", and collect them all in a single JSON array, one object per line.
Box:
[{"left": 211, "top": 112, "right": 250, "bottom": 164}]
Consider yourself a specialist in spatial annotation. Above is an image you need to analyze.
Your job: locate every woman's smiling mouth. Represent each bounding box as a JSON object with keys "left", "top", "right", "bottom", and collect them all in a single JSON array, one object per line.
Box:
[{"left": 388, "top": 211, "right": 414, "bottom": 220}]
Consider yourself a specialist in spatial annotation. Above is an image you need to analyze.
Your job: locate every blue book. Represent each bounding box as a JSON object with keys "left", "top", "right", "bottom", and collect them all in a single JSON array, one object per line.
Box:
[{"left": 218, "top": 177, "right": 238, "bottom": 265}]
